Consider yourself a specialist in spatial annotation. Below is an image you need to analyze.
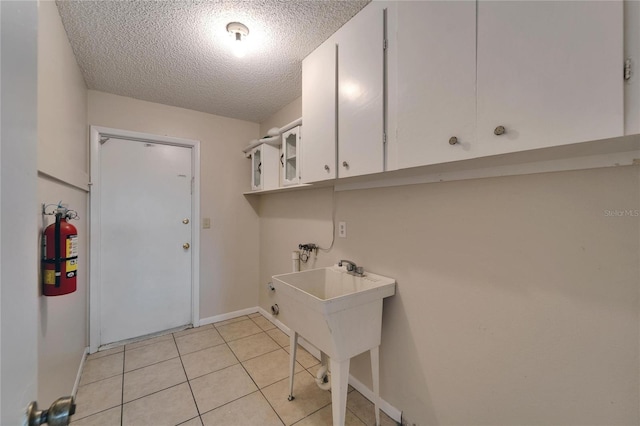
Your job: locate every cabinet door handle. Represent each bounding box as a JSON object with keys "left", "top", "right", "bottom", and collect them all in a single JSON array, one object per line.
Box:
[
  {"left": 449, "top": 136, "right": 459, "bottom": 145},
  {"left": 280, "top": 153, "right": 284, "bottom": 167},
  {"left": 342, "top": 161, "right": 349, "bottom": 168},
  {"left": 257, "top": 162, "right": 262, "bottom": 173},
  {"left": 494, "top": 126, "right": 506, "bottom": 136},
  {"left": 324, "top": 165, "right": 330, "bottom": 172}
]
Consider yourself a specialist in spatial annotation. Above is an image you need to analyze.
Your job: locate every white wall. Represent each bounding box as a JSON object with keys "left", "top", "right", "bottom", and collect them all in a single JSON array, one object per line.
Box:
[
  {"left": 259, "top": 96, "right": 301, "bottom": 136},
  {"left": 87, "top": 90, "right": 261, "bottom": 320},
  {"left": 37, "top": 0, "right": 89, "bottom": 407},
  {"left": 258, "top": 105, "right": 640, "bottom": 425},
  {"left": 0, "top": 0, "right": 39, "bottom": 423}
]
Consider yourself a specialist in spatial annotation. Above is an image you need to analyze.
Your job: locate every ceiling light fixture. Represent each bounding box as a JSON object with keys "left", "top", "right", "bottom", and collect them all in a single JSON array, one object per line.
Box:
[{"left": 226, "top": 22, "right": 249, "bottom": 58}]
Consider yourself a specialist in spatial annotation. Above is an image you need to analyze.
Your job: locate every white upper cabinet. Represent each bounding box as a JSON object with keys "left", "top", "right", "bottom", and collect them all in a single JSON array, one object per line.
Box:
[
  {"left": 250, "top": 143, "right": 279, "bottom": 191},
  {"left": 301, "top": 0, "right": 626, "bottom": 188},
  {"left": 395, "top": 1, "right": 477, "bottom": 169},
  {"left": 302, "top": 2, "right": 386, "bottom": 183},
  {"left": 281, "top": 126, "right": 301, "bottom": 186},
  {"left": 337, "top": 3, "right": 385, "bottom": 178},
  {"left": 302, "top": 36, "right": 337, "bottom": 183},
  {"left": 476, "top": 0, "right": 624, "bottom": 156}
]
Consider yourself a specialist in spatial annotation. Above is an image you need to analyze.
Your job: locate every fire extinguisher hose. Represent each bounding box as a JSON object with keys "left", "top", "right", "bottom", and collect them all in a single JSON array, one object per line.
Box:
[{"left": 54, "top": 213, "right": 61, "bottom": 288}]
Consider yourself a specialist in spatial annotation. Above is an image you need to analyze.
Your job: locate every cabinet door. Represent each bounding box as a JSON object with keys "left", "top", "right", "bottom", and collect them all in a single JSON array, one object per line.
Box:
[
  {"left": 251, "top": 146, "right": 262, "bottom": 190},
  {"left": 477, "top": 0, "right": 623, "bottom": 156},
  {"left": 281, "top": 126, "right": 300, "bottom": 186},
  {"left": 337, "top": 4, "right": 384, "bottom": 178},
  {"left": 302, "top": 38, "right": 336, "bottom": 183},
  {"left": 396, "top": 0, "right": 476, "bottom": 169}
]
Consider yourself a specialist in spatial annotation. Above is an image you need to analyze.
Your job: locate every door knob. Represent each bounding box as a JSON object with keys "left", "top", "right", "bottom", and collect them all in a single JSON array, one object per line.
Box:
[
  {"left": 494, "top": 125, "right": 506, "bottom": 136},
  {"left": 27, "top": 396, "right": 75, "bottom": 426},
  {"left": 449, "top": 136, "right": 459, "bottom": 145},
  {"left": 182, "top": 218, "right": 189, "bottom": 224},
  {"left": 183, "top": 243, "right": 190, "bottom": 249}
]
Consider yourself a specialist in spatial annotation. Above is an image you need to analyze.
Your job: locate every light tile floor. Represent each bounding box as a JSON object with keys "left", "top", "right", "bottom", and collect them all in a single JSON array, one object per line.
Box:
[{"left": 72, "top": 313, "right": 397, "bottom": 426}]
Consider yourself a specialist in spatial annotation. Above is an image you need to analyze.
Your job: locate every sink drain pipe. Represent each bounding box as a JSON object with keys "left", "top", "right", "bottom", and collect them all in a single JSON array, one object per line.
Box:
[
  {"left": 315, "top": 351, "right": 331, "bottom": 390},
  {"left": 315, "top": 362, "right": 331, "bottom": 390}
]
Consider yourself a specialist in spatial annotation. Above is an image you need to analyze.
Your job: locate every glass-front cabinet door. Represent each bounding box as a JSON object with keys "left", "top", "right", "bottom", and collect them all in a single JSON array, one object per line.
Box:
[
  {"left": 251, "top": 146, "right": 262, "bottom": 190},
  {"left": 281, "top": 126, "right": 301, "bottom": 186}
]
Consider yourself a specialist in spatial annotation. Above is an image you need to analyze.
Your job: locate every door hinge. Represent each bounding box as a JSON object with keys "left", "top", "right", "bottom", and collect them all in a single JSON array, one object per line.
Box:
[
  {"left": 191, "top": 177, "right": 194, "bottom": 195},
  {"left": 383, "top": 39, "right": 387, "bottom": 50},
  {"left": 624, "top": 58, "right": 632, "bottom": 81},
  {"left": 383, "top": 132, "right": 387, "bottom": 145}
]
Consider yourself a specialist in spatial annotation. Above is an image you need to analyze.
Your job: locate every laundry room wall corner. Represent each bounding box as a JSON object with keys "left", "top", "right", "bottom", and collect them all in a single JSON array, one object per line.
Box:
[
  {"left": 87, "top": 91, "right": 261, "bottom": 323},
  {"left": 37, "top": 0, "right": 90, "bottom": 408}
]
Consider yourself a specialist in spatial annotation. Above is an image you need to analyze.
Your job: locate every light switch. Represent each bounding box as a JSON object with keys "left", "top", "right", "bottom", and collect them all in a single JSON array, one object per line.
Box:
[{"left": 202, "top": 217, "right": 211, "bottom": 229}]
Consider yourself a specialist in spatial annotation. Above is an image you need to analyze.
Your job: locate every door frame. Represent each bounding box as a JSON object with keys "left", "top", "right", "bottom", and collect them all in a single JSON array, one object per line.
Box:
[{"left": 89, "top": 126, "right": 201, "bottom": 353}]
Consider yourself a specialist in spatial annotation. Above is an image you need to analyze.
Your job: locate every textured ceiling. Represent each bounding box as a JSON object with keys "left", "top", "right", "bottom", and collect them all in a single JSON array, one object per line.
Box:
[{"left": 56, "top": 0, "right": 369, "bottom": 123}]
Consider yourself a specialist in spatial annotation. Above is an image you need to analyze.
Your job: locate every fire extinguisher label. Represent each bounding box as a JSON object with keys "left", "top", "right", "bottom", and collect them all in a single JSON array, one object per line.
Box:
[
  {"left": 44, "top": 269, "right": 56, "bottom": 285},
  {"left": 66, "top": 235, "right": 78, "bottom": 277},
  {"left": 66, "top": 235, "right": 78, "bottom": 257}
]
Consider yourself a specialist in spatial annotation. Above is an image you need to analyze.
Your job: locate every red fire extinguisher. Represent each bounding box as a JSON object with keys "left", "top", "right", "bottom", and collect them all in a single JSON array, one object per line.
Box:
[{"left": 42, "top": 206, "right": 78, "bottom": 296}]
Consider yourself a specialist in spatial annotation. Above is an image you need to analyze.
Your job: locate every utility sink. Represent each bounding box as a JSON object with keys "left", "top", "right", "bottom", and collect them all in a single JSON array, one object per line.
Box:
[{"left": 271, "top": 264, "right": 395, "bottom": 426}]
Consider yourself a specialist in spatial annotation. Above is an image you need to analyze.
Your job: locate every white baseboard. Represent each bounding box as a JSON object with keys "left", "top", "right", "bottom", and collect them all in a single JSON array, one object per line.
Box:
[
  {"left": 72, "top": 347, "right": 89, "bottom": 397},
  {"left": 256, "top": 306, "right": 401, "bottom": 423},
  {"left": 199, "top": 306, "right": 259, "bottom": 326},
  {"left": 348, "top": 374, "right": 402, "bottom": 423}
]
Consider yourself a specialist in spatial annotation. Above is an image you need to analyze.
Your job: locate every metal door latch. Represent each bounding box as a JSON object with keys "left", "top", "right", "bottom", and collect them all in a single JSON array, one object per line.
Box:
[{"left": 27, "top": 396, "right": 76, "bottom": 426}]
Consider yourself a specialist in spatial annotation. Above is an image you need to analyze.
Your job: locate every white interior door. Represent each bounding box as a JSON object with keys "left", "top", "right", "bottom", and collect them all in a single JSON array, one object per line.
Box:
[{"left": 99, "top": 138, "right": 193, "bottom": 345}]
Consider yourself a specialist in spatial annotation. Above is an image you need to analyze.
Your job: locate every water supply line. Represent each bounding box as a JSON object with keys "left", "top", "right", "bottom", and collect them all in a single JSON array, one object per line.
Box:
[
  {"left": 317, "top": 188, "right": 337, "bottom": 253},
  {"left": 292, "top": 251, "right": 300, "bottom": 272},
  {"left": 298, "top": 243, "right": 317, "bottom": 263}
]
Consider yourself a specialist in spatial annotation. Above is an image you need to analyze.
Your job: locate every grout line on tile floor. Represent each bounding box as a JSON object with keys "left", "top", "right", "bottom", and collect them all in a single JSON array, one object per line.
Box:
[
  {"left": 178, "top": 359, "right": 241, "bottom": 382},
  {"left": 173, "top": 326, "right": 212, "bottom": 339},
  {"left": 258, "top": 385, "right": 287, "bottom": 425},
  {"left": 78, "top": 372, "right": 123, "bottom": 388},
  {"left": 177, "top": 415, "right": 202, "bottom": 426},
  {"left": 122, "top": 381, "right": 189, "bottom": 406},
  {"left": 123, "top": 354, "right": 181, "bottom": 374},
  {"left": 70, "top": 404, "right": 119, "bottom": 424},
  {"left": 224, "top": 338, "right": 288, "bottom": 426},
  {"left": 230, "top": 344, "right": 282, "bottom": 365},
  {"left": 122, "top": 335, "right": 175, "bottom": 352},
  {"left": 173, "top": 333, "right": 202, "bottom": 418},
  {"left": 120, "top": 348, "right": 125, "bottom": 426},
  {"left": 176, "top": 340, "right": 227, "bottom": 357},
  {"left": 196, "top": 389, "right": 262, "bottom": 418},
  {"left": 219, "top": 330, "right": 265, "bottom": 344}
]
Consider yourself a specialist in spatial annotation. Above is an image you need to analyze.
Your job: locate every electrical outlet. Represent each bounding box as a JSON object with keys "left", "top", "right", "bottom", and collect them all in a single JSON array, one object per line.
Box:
[
  {"left": 338, "top": 221, "right": 347, "bottom": 238},
  {"left": 202, "top": 217, "right": 211, "bottom": 229}
]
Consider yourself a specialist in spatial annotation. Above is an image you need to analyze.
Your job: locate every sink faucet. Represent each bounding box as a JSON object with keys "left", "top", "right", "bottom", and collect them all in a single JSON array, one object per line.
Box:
[{"left": 338, "top": 260, "right": 364, "bottom": 276}]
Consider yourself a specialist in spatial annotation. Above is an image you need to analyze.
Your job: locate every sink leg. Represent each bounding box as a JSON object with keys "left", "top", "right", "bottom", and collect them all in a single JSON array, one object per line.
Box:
[
  {"left": 288, "top": 331, "right": 298, "bottom": 401},
  {"left": 330, "top": 358, "right": 350, "bottom": 426},
  {"left": 371, "top": 346, "right": 380, "bottom": 426}
]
